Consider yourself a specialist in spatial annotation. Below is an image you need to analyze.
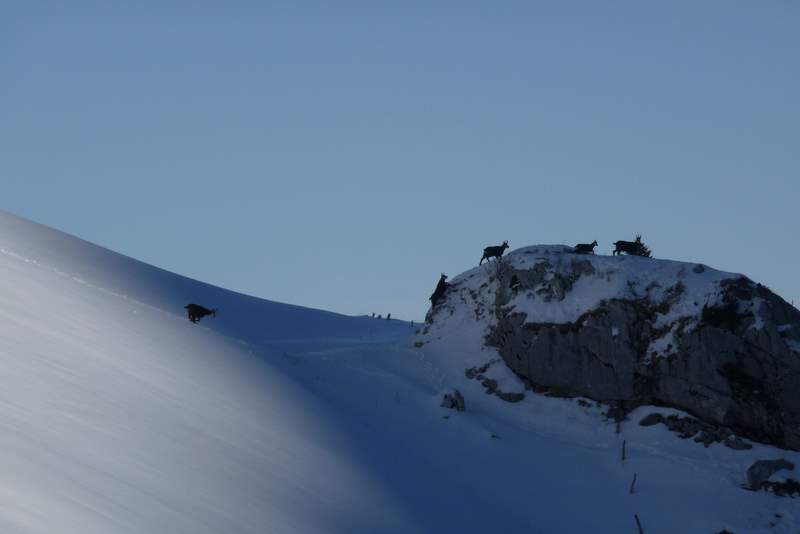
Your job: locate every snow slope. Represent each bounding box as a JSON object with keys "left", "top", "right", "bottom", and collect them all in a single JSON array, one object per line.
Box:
[
  {"left": 0, "top": 211, "right": 417, "bottom": 533},
  {"left": 0, "top": 212, "right": 405, "bottom": 344},
  {"left": 0, "top": 211, "right": 798, "bottom": 533}
]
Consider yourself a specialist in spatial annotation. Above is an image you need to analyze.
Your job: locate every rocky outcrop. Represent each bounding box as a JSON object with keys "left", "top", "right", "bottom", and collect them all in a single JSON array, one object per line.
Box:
[
  {"left": 429, "top": 246, "right": 800, "bottom": 450},
  {"left": 441, "top": 390, "right": 465, "bottom": 411},
  {"left": 465, "top": 360, "right": 526, "bottom": 403},
  {"left": 746, "top": 459, "right": 795, "bottom": 490},
  {"left": 638, "top": 412, "right": 752, "bottom": 450}
]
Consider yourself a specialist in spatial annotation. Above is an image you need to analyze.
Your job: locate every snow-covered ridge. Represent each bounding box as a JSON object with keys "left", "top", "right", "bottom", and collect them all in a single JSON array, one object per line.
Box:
[
  {"left": 446, "top": 244, "right": 773, "bottom": 360},
  {"left": 453, "top": 244, "right": 746, "bottom": 327},
  {"left": 0, "top": 210, "right": 410, "bottom": 344}
]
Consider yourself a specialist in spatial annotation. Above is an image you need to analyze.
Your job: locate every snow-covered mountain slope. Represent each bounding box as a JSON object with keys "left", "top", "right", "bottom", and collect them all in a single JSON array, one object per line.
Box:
[
  {"left": 0, "top": 212, "right": 408, "bottom": 344},
  {"left": 1, "top": 212, "right": 798, "bottom": 533},
  {"left": 0, "top": 210, "right": 418, "bottom": 533}
]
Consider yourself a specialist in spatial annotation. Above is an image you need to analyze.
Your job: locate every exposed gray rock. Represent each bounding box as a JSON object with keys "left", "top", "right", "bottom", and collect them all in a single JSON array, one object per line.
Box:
[
  {"left": 639, "top": 413, "right": 663, "bottom": 426},
  {"left": 761, "top": 478, "right": 800, "bottom": 497},
  {"left": 464, "top": 360, "right": 525, "bottom": 403},
  {"left": 496, "top": 391, "right": 525, "bottom": 403},
  {"left": 638, "top": 412, "right": 752, "bottom": 449},
  {"left": 746, "top": 459, "right": 795, "bottom": 490},
  {"left": 481, "top": 378, "right": 498, "bottom": 393},
  {"left": 465, "top": 359, "right": 501, "bottom": 380},
  {"left": 441, "top": 390, "right": 465, "bottom": 412},
  {"left": 479, "top": 257, "right": 800, "bottom": 450},
  {"left": 724, "top": 436, "right": 752, "bottom": 451}
]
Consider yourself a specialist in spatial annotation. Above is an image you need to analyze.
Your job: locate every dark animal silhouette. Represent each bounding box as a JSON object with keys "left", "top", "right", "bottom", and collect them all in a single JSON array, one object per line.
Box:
[
  {"left": 613, "top": 236, "right": 640, "bottom": 256},
  {"left": 386, "top": 313, "right": 391, "bottom": 321},
  {"left": 613, "top": 235, "right": 652, "bottom": 257},
  {"left": 430, "top": 273, "right": 448, "bottom": 307},
  {"left": 480, "top": 241, "right": 509, "bottom": 265},
  {"left": 510, "top": 274, "right": 521, "bottom": 290},
  {"left": 574, "top": 240, "right": 598, "bottom": 254},
  {"left": 185, "top": 303, "right": 217, "bottom": 323}
]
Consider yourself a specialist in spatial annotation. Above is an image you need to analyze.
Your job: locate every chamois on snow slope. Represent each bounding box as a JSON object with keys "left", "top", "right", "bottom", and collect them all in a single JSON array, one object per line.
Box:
[{"left": 185, "top": 303, "right": 217, "bottom": 323}]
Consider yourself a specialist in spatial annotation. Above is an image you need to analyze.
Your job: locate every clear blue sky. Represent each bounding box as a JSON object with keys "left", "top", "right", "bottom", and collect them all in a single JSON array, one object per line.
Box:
[{"left": 2, "top": 2, "right": 798, "bottom": 320}]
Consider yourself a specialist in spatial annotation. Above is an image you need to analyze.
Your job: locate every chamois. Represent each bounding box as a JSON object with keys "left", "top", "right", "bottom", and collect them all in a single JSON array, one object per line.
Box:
[
  {"left": 430, "top": 273, "right": 448, "bottom": 307},
  {"left": 613, "top": 235, "right": 652, "bottom": 257},
  {"left": 479, "top": 240, "right": 509, "bottom": 265},
  {"left": 185, "top": 303, "right": 217, "bottom": 323},
  {"left": 574, "top": 240, "right": 598, "bottom": 254},
  {"left": 613, "top": 235, "right": 640, "bottom": 256}
]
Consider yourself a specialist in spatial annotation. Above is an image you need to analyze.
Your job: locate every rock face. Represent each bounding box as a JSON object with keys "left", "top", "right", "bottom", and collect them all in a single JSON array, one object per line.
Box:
[{"left": 428, "top": 245, "right": 800, "bottom": 450}]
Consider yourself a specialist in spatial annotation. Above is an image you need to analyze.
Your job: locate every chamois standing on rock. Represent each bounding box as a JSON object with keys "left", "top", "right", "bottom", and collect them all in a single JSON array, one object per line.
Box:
[
  {"left": 185, "top": 303, "right": 217, "bottom": 323},
  {"left": 574, "top": 240, "right": 598, "bottom": 254},
  {"left": 613, "top": 235, "right": 652, "bottom": 257},
  {"left": 430, "top": 273, "right": 448, "bottom": 308},
  {"left": 480, "top": 241, "right": 509, "bottom": 265}
]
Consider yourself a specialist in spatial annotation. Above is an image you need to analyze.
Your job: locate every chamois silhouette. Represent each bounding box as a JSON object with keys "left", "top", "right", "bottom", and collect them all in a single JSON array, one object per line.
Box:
[
  {"left": 479, "top": 241, "right": 509, "bottom": 265},
  {"left": 613, "top": 235, "right": 652, "bottom": 257},
  {"left": 185, "top": 303, "right": 217, "bottom": 324},
  {"left": 574, "top": 240, "right": 598, "bottom": 254},
  {"left": 430, "top": 273, "right": 448, "bottom": 308}
]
